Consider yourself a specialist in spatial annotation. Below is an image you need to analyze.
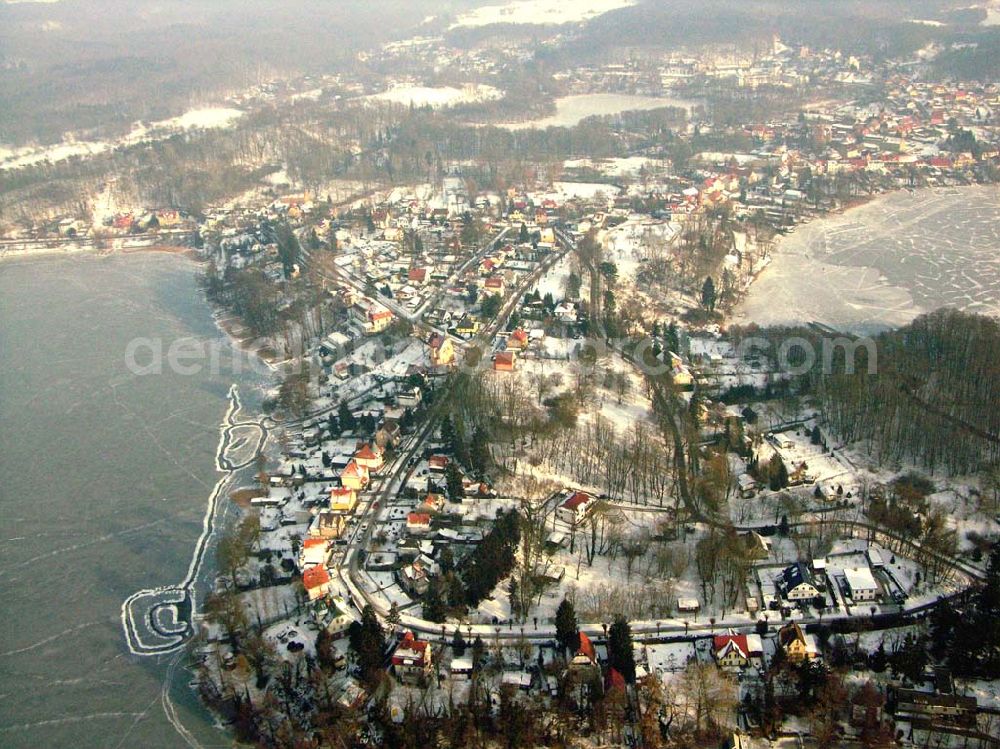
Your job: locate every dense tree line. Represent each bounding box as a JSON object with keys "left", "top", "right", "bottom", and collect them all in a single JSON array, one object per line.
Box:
[
  {"left": 818, "top": 309, "right": 1000, "bottom": 475},
  {"left": 930, "top": 541, "right": 1000, "bottom": 678}
]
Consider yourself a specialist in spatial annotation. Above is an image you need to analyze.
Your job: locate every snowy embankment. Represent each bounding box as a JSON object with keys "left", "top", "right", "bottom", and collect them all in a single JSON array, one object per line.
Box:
[{"left": 0, "top": 107, "right": 244, "bottom": 171}]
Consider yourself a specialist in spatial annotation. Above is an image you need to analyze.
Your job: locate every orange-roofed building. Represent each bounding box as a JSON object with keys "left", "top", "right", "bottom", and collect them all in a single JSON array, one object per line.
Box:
[
  {"left": 340, "top": 460, "right": 369, "bottom": 491},
  {"left": 406, "top": 512, "right": 431, "bottom": 533},
  {"left": 354, "top": 443, "right": 384, "bottom": 473},
  {"left": 302, "top": 565, "right": 332, "bottom": 601},
  {"left": 506, "top": 328, "right": 529, "bottom": 351},
  {"left": 494, "top": 351, "right": 516, "bottom": 372}
]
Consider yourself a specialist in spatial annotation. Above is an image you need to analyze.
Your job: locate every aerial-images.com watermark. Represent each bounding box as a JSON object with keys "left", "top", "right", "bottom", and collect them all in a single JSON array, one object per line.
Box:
[{"left": 124, "top": 334, "right": 878, "bottom": 379}]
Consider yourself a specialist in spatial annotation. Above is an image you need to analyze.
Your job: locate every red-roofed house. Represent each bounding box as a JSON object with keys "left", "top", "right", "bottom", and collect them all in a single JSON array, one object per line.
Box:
[
  {"left": 506, "top": 328, "right": 529, "bottom": 352},
  {"left": 392, "top": 631, "right": 433, "bottom": 685},
  {"left": 712, "top": 633, "right": 764, "bottom": 670},
  {"left": 365, "top": 308, "right": 394, "bottom": 335},
  {"left": 484, "top": 276, "right": 506, "bottom": 295},
  {"left": 408, "top": 268, "right": 427, "bottom": 285},
  {"left": 406, "top": 512, "right": 431, "bottom": 534},
  {"left": 302, "top": 564, "right": 332, "bottom": 601},
  {"left": 428, "top": 454, "right": 450, "bottom": 473},
  {"left": 340, "top": 460, "right": 370, "bottom": 491},
  {"left": 354, "top": 443, "right": 384, "bottom": 473},
  {"left": 557, "top": 491, "right": 597, "bottom": 525},
  {"left": 494, "top": 351, "right": 516, "bottom": 372}
]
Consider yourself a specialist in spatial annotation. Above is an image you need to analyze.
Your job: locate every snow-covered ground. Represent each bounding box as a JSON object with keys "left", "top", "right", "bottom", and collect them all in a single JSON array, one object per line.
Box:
[
  {"left": 564, "top": 156, "right": 671, "bottom": 178},
  {"left": 0, "top": 106, "right": 244, "bottom": 170},
  {"left": 449, "top": 0, "right": 634, "bottom": 29},
  {"left": 734, "top": 186, "right": 1000, "bottom": 333},
  {"left": 498, "top": 93, "right": 699, "bottom": 130},
  {"left": 367, "top": 84, "right": 502, "bottom": 109}
]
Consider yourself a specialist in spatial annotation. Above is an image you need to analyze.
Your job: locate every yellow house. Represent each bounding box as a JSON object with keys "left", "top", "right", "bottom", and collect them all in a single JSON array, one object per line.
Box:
[
  {"left": 329, "top": 486, "right": 359, "bottom": 513},
  {"left": 778, "top": 623, "right": 818, "bottom": 663},
  {"left": 339, "top": 460, "right": 369, "bottom": 492},
  {"left": 427, "top": 333, "right": 455, "bottom": 366}
]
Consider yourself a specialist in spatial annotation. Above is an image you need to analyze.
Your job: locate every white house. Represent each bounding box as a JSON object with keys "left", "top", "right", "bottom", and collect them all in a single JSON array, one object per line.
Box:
[
  {"left": 843, "top": 566, "right": 879, "bottom": 602},
  {"left": 777, "top": 563, "right": 820, "bottom": 601}
]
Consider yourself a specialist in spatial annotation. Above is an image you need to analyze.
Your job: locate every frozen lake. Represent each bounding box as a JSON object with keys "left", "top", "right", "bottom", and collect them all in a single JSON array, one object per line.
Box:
[
  {"left": 0, "top": 253, "right": 261, "bottom": 747},
  {"left": 499, "top": 93, "right": 699, "bottom": 130},
  {"left": 733, "top": 186, "right": 1000, "bottom": 334}
]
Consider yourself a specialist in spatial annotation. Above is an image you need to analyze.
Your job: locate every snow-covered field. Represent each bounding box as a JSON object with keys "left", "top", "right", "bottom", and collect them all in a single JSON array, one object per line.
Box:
[
  {"left": 367, "top": 84, "right": 502, "bottom": 109},
  {"left": 499, "top": 93, "right": 698, "bottom": 130},
  {"left": 564, "top": 156, "right": 671, "bottom": 178},
  {"left": 734, "top": 186, "right": 1000, "bottom": 333},
  {"left": 450, "top": 0, "right": 634, "bottom": 29}
]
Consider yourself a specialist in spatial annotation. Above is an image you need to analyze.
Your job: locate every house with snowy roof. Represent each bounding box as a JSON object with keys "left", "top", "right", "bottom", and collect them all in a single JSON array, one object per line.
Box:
[
  {"left": 299, "top": 537, "right": 331, "bottom": 570},
  {"left": 557, "top": 491, "right": 597, "bottom": 525},
  {"left": 843, "top": 566, "right": 879, "bottom": 602},
  {"left": 392, "top": 632, "right": 433, "bottom": 685},
  {"left": 340, "top": 460, "right": 370, "bottom": 491},
  {"left": 712, "top": 632, "right": 764, "bottom": 671},
  {"left": 776, "top": 562, "right": 820, "bottom": 601}
]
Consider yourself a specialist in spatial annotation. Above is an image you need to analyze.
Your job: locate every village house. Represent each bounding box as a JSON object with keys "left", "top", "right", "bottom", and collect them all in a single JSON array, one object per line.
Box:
[
  {"left": 398, "top": 388, "right": 422, "bottom": 408},
  {"left": 570, "top": 631, "right": 599, "bottom": 671},
  {"left": 329, "top": 486, "right": 359, "bottom": 513},
  {"left": 777, "top": 622, "right": 820, "bottom": 663},
  {"left": 392, "top": 632, "right": 433, "bottom": 685},
  {"left": 712, "top": 633, "right": 764, "bottom": 671},
  {"left": 843, "top": 566, "right": 879, "bottom": 602},
  {"left": 505, "top": 328, "right": 530, "bottom": 352},
  {"left": 557, "top": 491, "right": 598, "bottom": 526},
  {"left": 354, "top": 443, "right": 385, "bottom": 473},
  {"left": 302, "top": 564, "right": 333, "bottom": 601},
  {"left": 399, "top": 558, "right": 433, "bottom": 595},
  {"left": 454, "top": 316, "right": 480, "bottom": 337},
  {"left": 308, "top": 510, "right": 347, "bottom": 539},
  {"left": 406, "top": 512, "right": 432, "bottom": 534},
  {"left": 375, "top": 422, "right": 402, "bottom": 450},
  {"left": 890, "top": 688, "right": 978, "bottom": 728},
  {"left": 340, "top": 460, "right": 370, "bottom": 491},
  {"left": 417, "top": 492, "right": 446, "bottom": 514},
  {"left": 493, "top": 351, "right": 516, "bottom": 372},
  {"left": 450, "top": 656, "right": 474, "bottom": 680},
  {"left": 299, "top": 537, "right": 331, "bottom": 570},
  {"left": 428, "top": 454, "right": 450, "bottom": 473},
  {"left": 365, "top": 307, "right": 394, "bottom": 335},
  {"left": 776, "top": 562, "right": 820, "bottom": 601},
  {"left": 427, "top": 332, "right": 455, "bottom": 367},
  {"left": 483, "top": 276, "right": 506, "bottom": 295},
  {"left": 313, "top": 596, "right": 356, "bottom": 637}
]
